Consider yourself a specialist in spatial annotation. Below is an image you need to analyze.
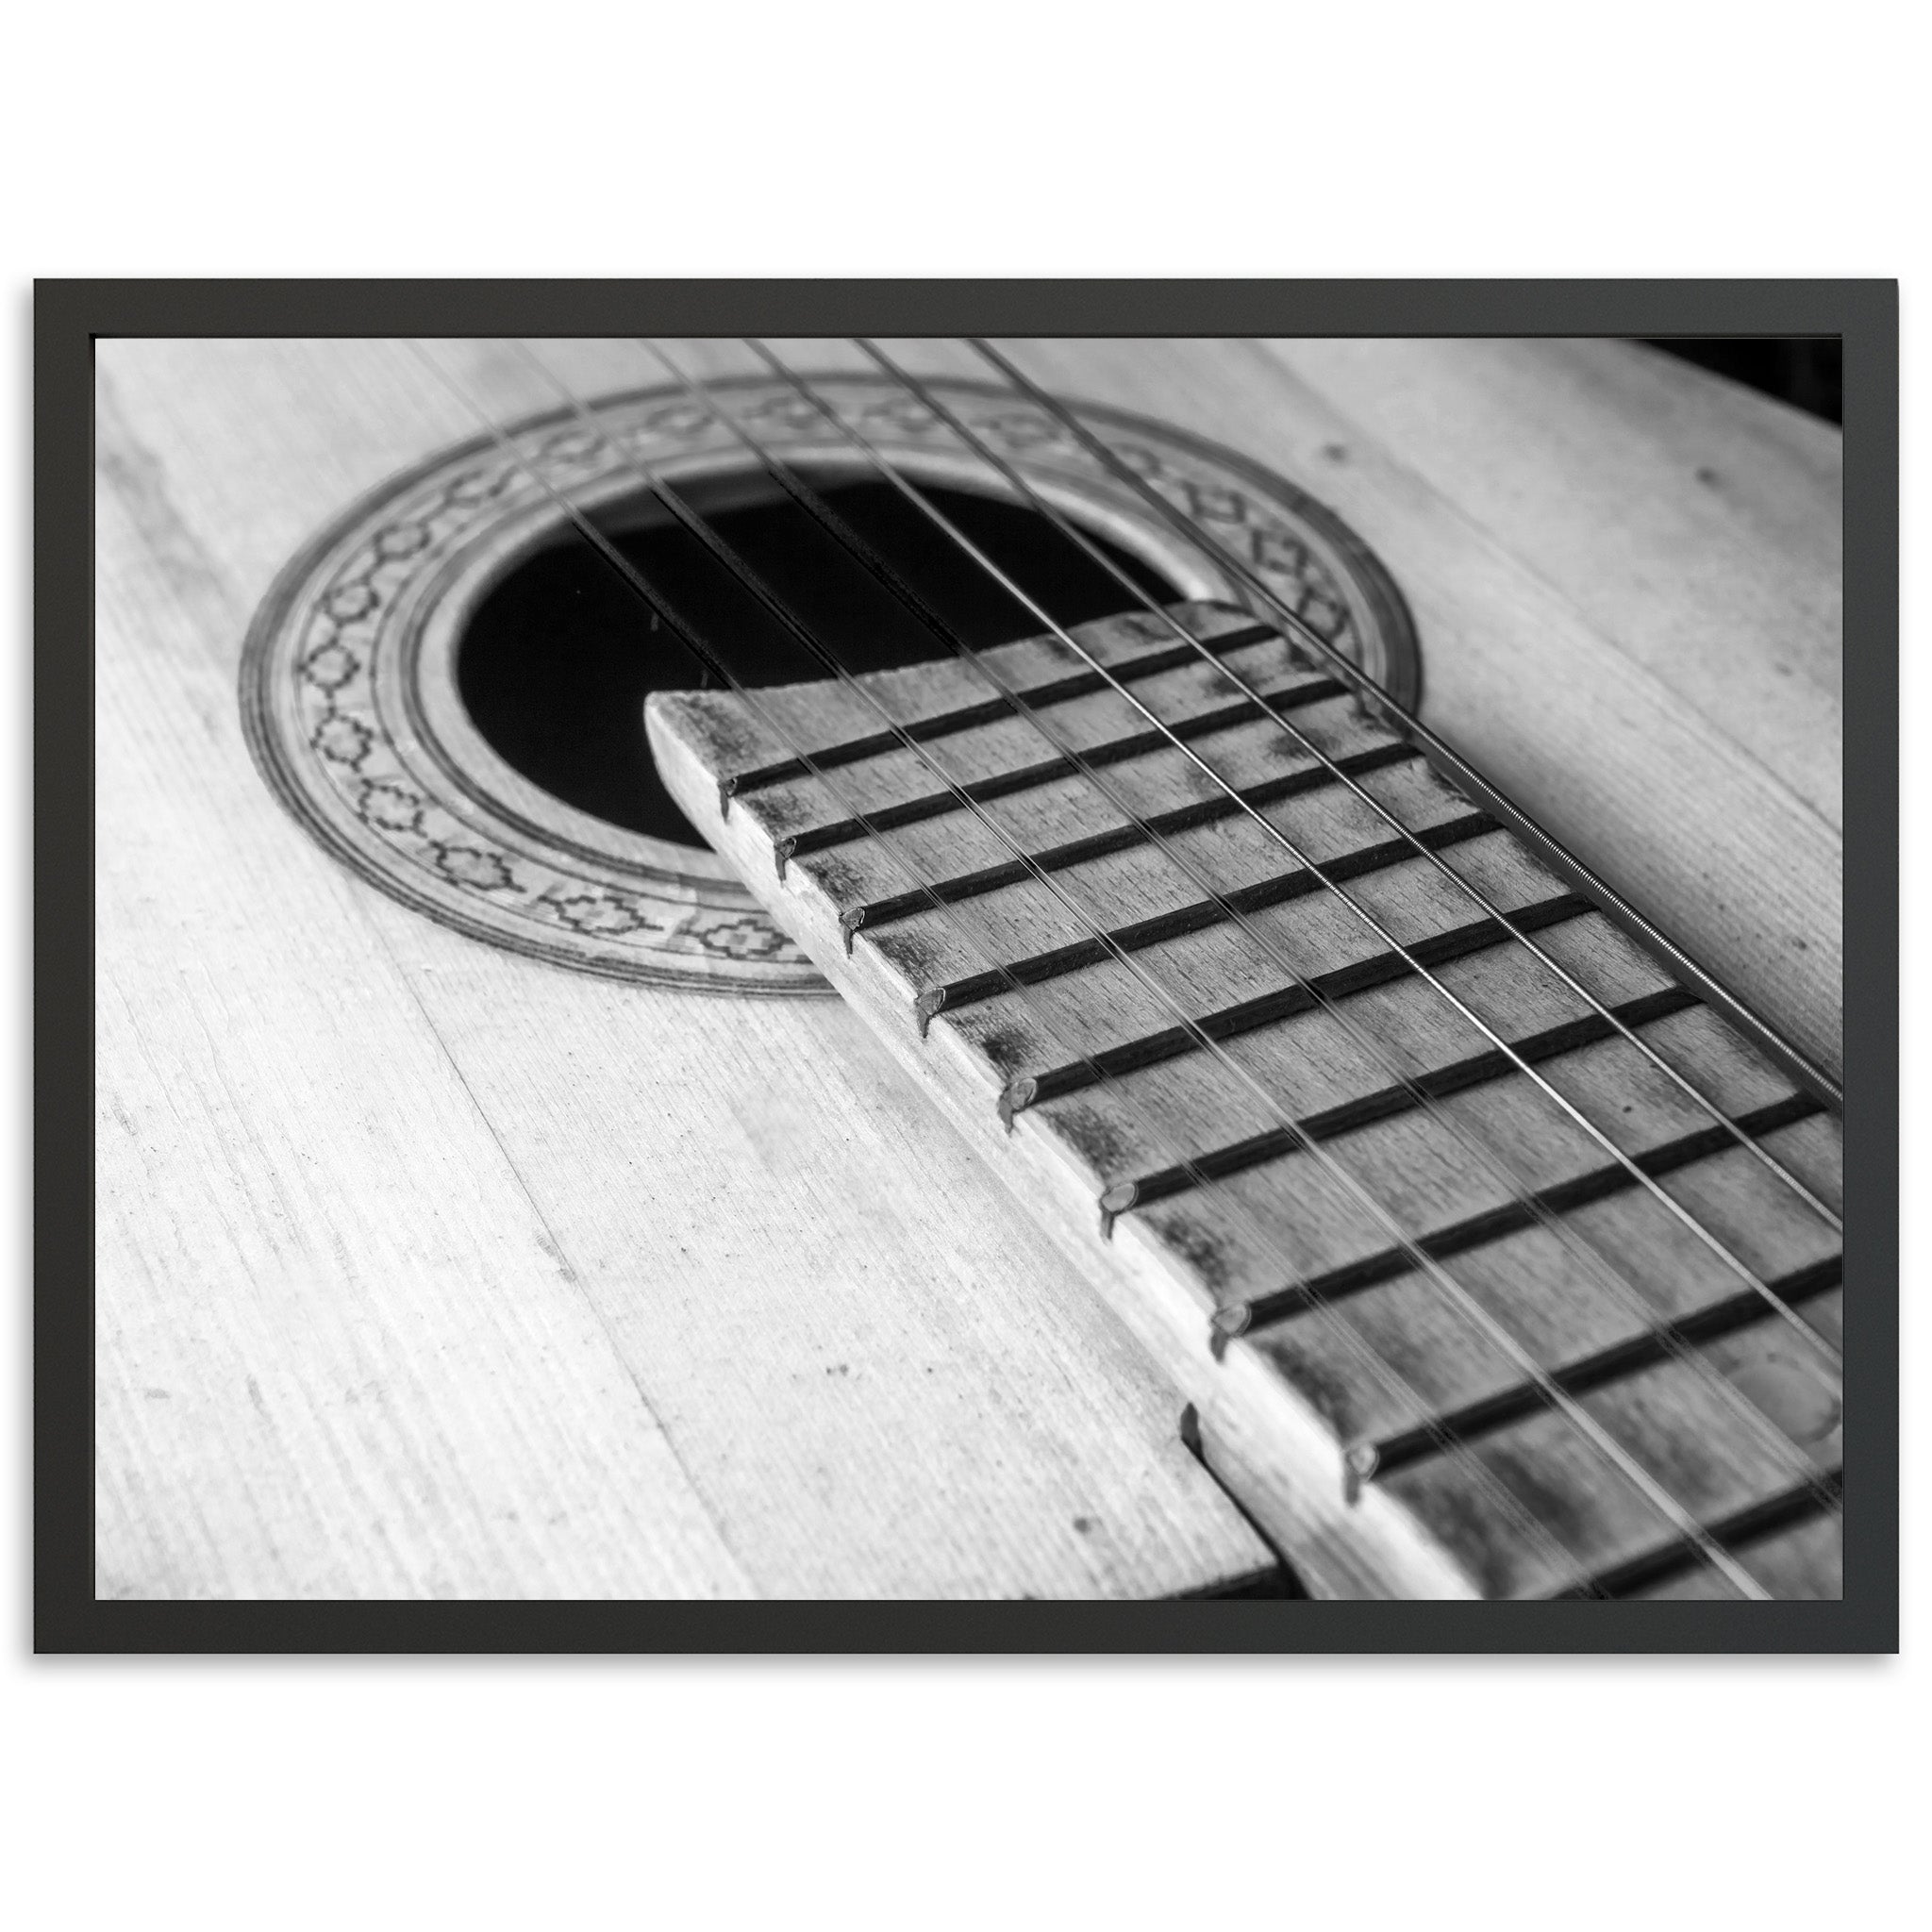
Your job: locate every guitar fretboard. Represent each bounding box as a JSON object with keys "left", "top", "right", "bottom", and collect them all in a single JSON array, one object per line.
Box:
[{"left": 649, "top": 602, "right": 1844, "bottom": 1601}]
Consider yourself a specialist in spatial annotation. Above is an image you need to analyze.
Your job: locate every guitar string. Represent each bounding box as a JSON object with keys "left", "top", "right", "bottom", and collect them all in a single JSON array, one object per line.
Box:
[
  {"left": 496, "top": 340, "right": 1783, "bottom": 1601},
  {"left": 843, "top": 338, "right": 1842, "bottom": 1376},
  {"left": 966, "top": 337, "right": 1847, "bottom": 1171},
  {"left": 643, "top": 338, "right": 1842, "bottom": 1525},
  {"left": 411, "top": 339, "right": 1641, "bottom": 1600}
]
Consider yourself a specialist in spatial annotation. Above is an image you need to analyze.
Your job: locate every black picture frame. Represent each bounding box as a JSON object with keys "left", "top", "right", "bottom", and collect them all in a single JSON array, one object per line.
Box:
[{"left": 39, "top": 278, "right": 1898, "bottom": 1654}]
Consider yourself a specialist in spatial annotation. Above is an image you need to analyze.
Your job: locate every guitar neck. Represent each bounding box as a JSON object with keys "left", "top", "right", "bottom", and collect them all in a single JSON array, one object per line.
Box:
[{"left": 648, "top": 600, "right": 1844, "bottom": 1601}]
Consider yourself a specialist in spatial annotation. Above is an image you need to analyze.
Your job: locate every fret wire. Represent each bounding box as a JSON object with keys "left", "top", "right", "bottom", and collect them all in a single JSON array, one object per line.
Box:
[
  {"left": 722, "top": 341, "right": 1839, "bottom": 1526},
  {"left": 774, "top": 678, "right": 1358, "bottom": 858},
  {"left": 641, "top": 340, "right": 1827, "bottom": 1593},
  {"left": 417, "top": 339, "right": 1625, "bottom": 1602},
  {"left": 910, "top": 809, "right": 1496, "bottom": 985},
  {"left": 953, "top": 894, "right": 1593, "bottom": 1072},
  {"left": 1116, "top": 986, "right": 1702, "bottom": 1211},
  {"left": 1370, "top": 1257, "right": 1841, "bottom": 1478},
  {"left": 966, "top": 335, "right": 1847, "bottom": 1207},
  {"left": 847, "top": 338, "right": 1841, "bottom": 1381},
  {"left": 841, "top": 744, "right": 1432, "bottom": 929},
  {"left": 1243, "top": 1095, "right": 1825, "bottom": 1329},
  {"left": 722, "top": 620, "right": 1293, "bottom": 795},
  {"left": 772, "top": 681, "right": 1350, "bottom": 856},
  {"left": 1555, "top": 1468, "right": 1841, "bottom": 1601}
]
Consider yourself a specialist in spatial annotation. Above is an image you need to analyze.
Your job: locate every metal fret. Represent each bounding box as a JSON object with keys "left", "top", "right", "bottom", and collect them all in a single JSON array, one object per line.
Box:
[
  {"left": 724, "top": 617, "right": 1282, "bottom": 797},
  {"left": 843, "top": 746, "right": 1438, "bottom": 932},
  {"left": 987, "top": 892, "right": 1595, "bottom": 1105},
  {"left": 1555, "top": 1470, "right": 1842, "bottom": 1600},
  {"left": 1242, "top": 1091, "right": 1824, "bottom": 1330},
  {"left": 873, "top": 814, "right": 1494, "bottom": 991},
  {"left": 1369, "top": 1256, "right": 1842, "bottom": 1476},
  {"left": 771, "top": 673, "right": 1347, "bottom": 869},
  {"left": 1099, "top": 985, "right": 1701, "bottom": 1225}
]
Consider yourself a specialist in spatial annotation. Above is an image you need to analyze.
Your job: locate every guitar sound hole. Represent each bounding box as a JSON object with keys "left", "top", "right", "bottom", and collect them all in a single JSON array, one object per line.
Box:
[{"left": 457, "top": 474, "right": 1179, "bottom": 847}]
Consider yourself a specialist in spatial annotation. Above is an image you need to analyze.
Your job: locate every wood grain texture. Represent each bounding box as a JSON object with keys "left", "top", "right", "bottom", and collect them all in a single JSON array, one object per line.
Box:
[
  {"left": 95, "top": 339, "right": 1272, "bottom": 1600},
  {"left": 1258, "top": 338, "right": 1842, "bottom": 826}
]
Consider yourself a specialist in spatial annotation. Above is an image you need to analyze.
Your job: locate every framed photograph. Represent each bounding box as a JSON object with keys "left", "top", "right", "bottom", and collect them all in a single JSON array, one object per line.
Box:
[{"left": 42, "top": 283, "right": 1897, "bottom": 1649}]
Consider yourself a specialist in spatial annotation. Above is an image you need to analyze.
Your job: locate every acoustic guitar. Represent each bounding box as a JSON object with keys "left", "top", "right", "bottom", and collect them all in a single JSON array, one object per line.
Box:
[{"left": 94, "top": 335, "right": 1843, "bottom": 1602}]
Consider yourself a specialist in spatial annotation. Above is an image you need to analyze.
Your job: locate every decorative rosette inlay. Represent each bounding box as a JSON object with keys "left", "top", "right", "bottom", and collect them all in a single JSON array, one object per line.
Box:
[{"left": 241, "top": 376, "right": 1417, "bottom": 995}]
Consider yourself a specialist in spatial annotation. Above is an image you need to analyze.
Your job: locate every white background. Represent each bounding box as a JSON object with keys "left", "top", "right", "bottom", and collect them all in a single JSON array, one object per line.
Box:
[{"left": 4, "top": 5, "right": 1921, "bottom": 1924}]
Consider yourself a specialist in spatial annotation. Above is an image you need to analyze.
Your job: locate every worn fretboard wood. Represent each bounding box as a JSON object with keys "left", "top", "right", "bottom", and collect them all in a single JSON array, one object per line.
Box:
[{"left": 649, "top": 603, "right": 1845, "bottom": 1600}]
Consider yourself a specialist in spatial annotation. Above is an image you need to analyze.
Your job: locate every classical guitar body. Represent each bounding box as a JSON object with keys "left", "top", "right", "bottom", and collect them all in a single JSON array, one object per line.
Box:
[{"left": 94, "top": 337, "right": 1842, "bottom": 1601}]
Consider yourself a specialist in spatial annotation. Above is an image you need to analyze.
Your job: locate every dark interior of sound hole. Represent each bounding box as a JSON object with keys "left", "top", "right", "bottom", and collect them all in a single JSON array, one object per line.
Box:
[{"left": 457, "top": 473, "right": 1179, "bottom": 847}]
